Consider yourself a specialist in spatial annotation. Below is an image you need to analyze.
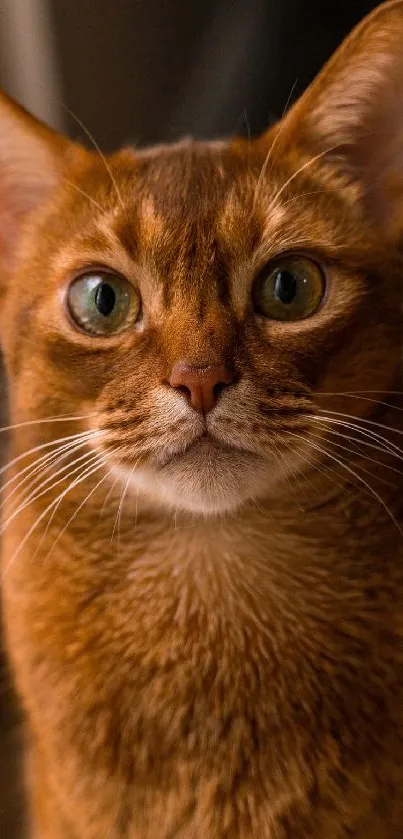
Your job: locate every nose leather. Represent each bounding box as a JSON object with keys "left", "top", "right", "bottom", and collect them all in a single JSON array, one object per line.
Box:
[{"left": 169, "top": 361, "right": 234, "bottom": 414}]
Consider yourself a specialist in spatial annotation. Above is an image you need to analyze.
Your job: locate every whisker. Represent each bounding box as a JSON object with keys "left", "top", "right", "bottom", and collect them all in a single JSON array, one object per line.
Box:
[
  {"left": 110, "top": 455, "right": 145, "bottom": 545},
  {"left": 2, "top": 433, "right": 98, "bottom": 507},
  {"left": 98, "top": 471, "right": 121, "bottom": 521},
  {"left": 281, "top": 435, "right": 338, "bottom": 502},
  {"left": 1, "top": 459, "right": 105, "bottom": 583},
  {"left": 0, "top": 413, "right": 96, "bottom": 435},
  {"left": 0, "top": 429, "right": 99, "bottom": 484},
  {"left": 110, "top": 473, "right": 132, "bottom": 546},
  {"left": 0, "top": 450, "right": 102, "bottom": 538},
  {"left": 281, "top": 189, "right": 334, "bottom": 209},
  {"left": 318, "top": 407, "right": 403, "bottom": 437},
  {"left": 271, "top": 439, "right": 302, "bottom": 502},
  {"left": 44, "top": 470, "right": 110, "bottom": 563},
  {"left": 9, "top": 444, "right": 100, "bottom": 513},
  {"left": 317, "top": 426, "right": 394, "bottom": 463},
  {"left": 312, "top": 412, "right": 403, "bottom": 458},
  {"left": 61, "top": 104, "right": 124, "bottom": 209},
  {"left": 313, "top": 434, "right": 397, "bottom": 489},
  {"left": 316, "top": 390, "right": 403, "bottom": 396},
  {"left": 315, "top": 391, "right": 403, "bottom": 413},
  {"left": 117, "top": 463, "right": 139, "bottom": 546},
  {"left": 284, "top": 429, "right": 403, "bottom": 537},
  {"left": 267, "top": 144, "right": 342, "bottom": 214},
  {"left": 281, "top": 437, "right": 348, "bottom": 496},
  {"left": 252, "top": 77, "right": 299, "bottom": 208},
  {"left": 310, "top": 416, "right": 403, "bottom": 470},
  {"left": 33, "top": 447, "right": 116, "bottom": 558},
  {"left": 62, "top": 177, "right": 104, "bottom": 213},
  {"left": 133, "top": 487, "right": 140, "bottom": 534}
]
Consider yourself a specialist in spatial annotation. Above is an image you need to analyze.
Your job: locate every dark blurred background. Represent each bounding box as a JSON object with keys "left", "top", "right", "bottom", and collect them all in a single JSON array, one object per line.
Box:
[
  {"left": 0, "top": 0, "right": 380, "bottom": 836},
  {"left": 0, "top": 0, "right": 379, "bottom": 149}
]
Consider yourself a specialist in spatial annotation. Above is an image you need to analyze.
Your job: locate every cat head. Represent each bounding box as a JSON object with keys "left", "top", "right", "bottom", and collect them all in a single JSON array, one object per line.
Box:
[{"left": 0, "top": 0, "right": 403, "bottom": 516}]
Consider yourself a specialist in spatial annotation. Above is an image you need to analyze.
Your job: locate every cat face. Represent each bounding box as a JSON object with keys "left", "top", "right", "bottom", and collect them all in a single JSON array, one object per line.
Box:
[{"left": 1, "top": 0, "right": 403, "bottom": 515}]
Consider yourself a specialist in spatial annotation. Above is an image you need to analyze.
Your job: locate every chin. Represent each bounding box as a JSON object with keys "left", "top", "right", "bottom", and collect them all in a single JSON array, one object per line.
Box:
[{"left": 123, "top": 440, "right": 275, "bottom": 516}]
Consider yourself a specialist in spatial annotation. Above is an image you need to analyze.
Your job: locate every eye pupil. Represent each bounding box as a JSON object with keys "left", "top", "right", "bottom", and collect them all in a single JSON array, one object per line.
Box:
[
  {"left": 274, "top": 270, "right": 297, "bottom": 305},
  {"left": 253, "top": 256, "right": 325, "bottom": 322},
  {"left": 67, "top": 271, "right": 141, "bottom": 336},
  {"left": 95, "top": 282, "right": 116, "bottom": 316}
]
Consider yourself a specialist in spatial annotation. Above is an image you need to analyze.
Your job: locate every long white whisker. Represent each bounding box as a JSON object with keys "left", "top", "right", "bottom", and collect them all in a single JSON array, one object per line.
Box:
[
  {"left": 42, "top": 443, "right": 125, "bottom": 551},
  {"left": 312, "top": 413, "right": 403, "bottom": 459},
  {"left": 271, "top": 439, "right": 301, "bottom": 502},
  {"left": 284, "top": 429, "right": 403, "bottom": 537},
  {"left": 111, "top": 480, "right": 129, "bottom": 545},
  {"left": 44, "top": 471, "right": 110, "bottom": 563},
  {"left": 281, "top": 189, "right": 333, "bottom": 209},
  {"left": 312, "top": 417, "right": 389, "bottom": 451},
  {"left": 61, "top": 105, "right": 124, "bottom": 209},
  {"left": 318, "top": 407, "right": 403, "bottom": 438},
  {"left": 0, "top": 450, "right": 102, "bottom": 538},
  {"left": 252, "top": 85, "right": 298, "bottom": 207},
  {"left": 110, "top": 456, "right": 141, "bottom": 545},
  {"left": 317, "top": 390, "right": 403, "bottom": 396},
  {"left": 312, "top": 434, "right": 396, "bottom": 489},
  {"left": 281, "top": 437, "right": 347, "bottom": 494},
  {"left": 3, "top": 434, "right": 99, "bottom": 507},
  {"left": 0, "top": 413, "right": 96, "bottom": 435},
  {"left": 98, "top": 473, "right": 121, "bottom": 521},
  {"left": 62, "top": 177, "right": 104, "bottom": 213},
  {"left": 310, "top": 417, "right": 403, "bottom": 472},
  {"left": 316, "top": 391, "right": 403, "bottom": 413},
  {"left": 0, "top": 429, "right": 99, "bottom": 483},
  {"left": 1, "top": 459, "right": 105, "bottom": 583},
  {"left": 267, "top": 144, "right": 342, "bottom": 214},
  {"left": 9, "top": 446, "right": 100, "bottom": 515},
  {"left": 31, "top": 449, "right": 112, "bottom": 560}
]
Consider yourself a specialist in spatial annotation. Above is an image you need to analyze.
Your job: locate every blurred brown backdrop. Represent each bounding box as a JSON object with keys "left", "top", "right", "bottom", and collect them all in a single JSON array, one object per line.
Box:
[
  {"left": 0, "top": 0, "right": 380, "bottom": 147},
  {"left": 0, "top": 0, "right": 380, "bottom": 836}
]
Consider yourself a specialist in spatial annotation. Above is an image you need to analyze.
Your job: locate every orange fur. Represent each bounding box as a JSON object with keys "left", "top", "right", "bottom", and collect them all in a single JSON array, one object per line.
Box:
[{"left": 2, "top": 2, "right": 403, "bottom": 836}]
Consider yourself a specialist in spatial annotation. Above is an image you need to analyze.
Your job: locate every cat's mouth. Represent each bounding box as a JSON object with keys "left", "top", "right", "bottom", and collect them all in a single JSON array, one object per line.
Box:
[
  {"left": 150, "top": 430, "right": 272, "bottom": 513},
  {"left": 109, "top": 430, "right": 277, "bottom": 514},
  {"left": 157, "top": 431, "right": 253, "bottom": 469}
]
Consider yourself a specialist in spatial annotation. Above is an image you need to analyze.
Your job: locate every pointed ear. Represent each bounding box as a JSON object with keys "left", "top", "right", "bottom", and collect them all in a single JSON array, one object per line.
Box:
[
  {"left": 273, "top": 0, "right": 403, "bottom": 242},
  {"left": 0, "top": 89, "right": 69, "bottom": 278}
]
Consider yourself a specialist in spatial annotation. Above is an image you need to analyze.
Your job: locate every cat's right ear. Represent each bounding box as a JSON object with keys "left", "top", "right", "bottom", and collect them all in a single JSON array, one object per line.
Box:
[
  {"left": 0, "top": 90, "right": 70, "bottom": 287},
  {"left": 262, "top": 0, "right": 403, "bottom": 244}
]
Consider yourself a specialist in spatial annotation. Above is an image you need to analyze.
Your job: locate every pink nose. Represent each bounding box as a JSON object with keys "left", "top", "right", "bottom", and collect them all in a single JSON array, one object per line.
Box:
[{"left": 169, "top": 361, "right": 234, "bottom": 414}]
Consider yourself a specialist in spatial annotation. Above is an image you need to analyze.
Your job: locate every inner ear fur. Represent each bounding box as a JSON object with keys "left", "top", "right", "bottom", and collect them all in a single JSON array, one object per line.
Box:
[{"left": 261, "top": 0, "right": 403, "bottom": 241}]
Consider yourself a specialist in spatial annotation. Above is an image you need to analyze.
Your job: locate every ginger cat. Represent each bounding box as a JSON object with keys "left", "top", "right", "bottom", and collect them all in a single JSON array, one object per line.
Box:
[{"left": 2, "top": 2, "right": 403, "bottom": 836}]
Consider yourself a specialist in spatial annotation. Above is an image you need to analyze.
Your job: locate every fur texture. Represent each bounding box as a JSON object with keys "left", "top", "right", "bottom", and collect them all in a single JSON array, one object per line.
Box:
[{"left": 2, "top": 2, "right": 403, "bottom": 836}]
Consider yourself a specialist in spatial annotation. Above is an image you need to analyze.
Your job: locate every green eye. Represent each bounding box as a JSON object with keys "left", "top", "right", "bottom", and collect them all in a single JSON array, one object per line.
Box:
[
  {"left": 67, "top": 271, "right": 141, "bottom": 336},
  {"left": 253, "top": 256, "right": 325, "bottom": 321}
]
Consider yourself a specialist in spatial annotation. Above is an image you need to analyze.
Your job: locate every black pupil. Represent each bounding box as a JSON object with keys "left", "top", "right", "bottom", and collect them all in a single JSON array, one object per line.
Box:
[
  {"left": 95, "top": 282, "right": 116, "bottom": 317},
  {"left": 273, "top": 270, "right": 297, "bottom": 305}
]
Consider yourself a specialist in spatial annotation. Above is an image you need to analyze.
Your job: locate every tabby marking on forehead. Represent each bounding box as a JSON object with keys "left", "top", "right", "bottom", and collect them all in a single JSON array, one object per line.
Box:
[{"left": 137, "top": 196, "right": 165, "bottom": 244}]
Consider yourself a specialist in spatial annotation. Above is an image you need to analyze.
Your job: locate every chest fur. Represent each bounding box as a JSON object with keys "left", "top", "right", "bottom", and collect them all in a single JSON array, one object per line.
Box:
[{"left": 4, "top": 505, "right": 403, "bottom": 837}]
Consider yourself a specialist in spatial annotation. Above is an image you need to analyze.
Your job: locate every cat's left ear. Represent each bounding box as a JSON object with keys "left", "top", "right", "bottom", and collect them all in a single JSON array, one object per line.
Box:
[
  {"left": 271, "top": 0, "right": 403, "bottom": 243},
  {"left": 0, "top": 90, "right": 70, "bottom": 276}
]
